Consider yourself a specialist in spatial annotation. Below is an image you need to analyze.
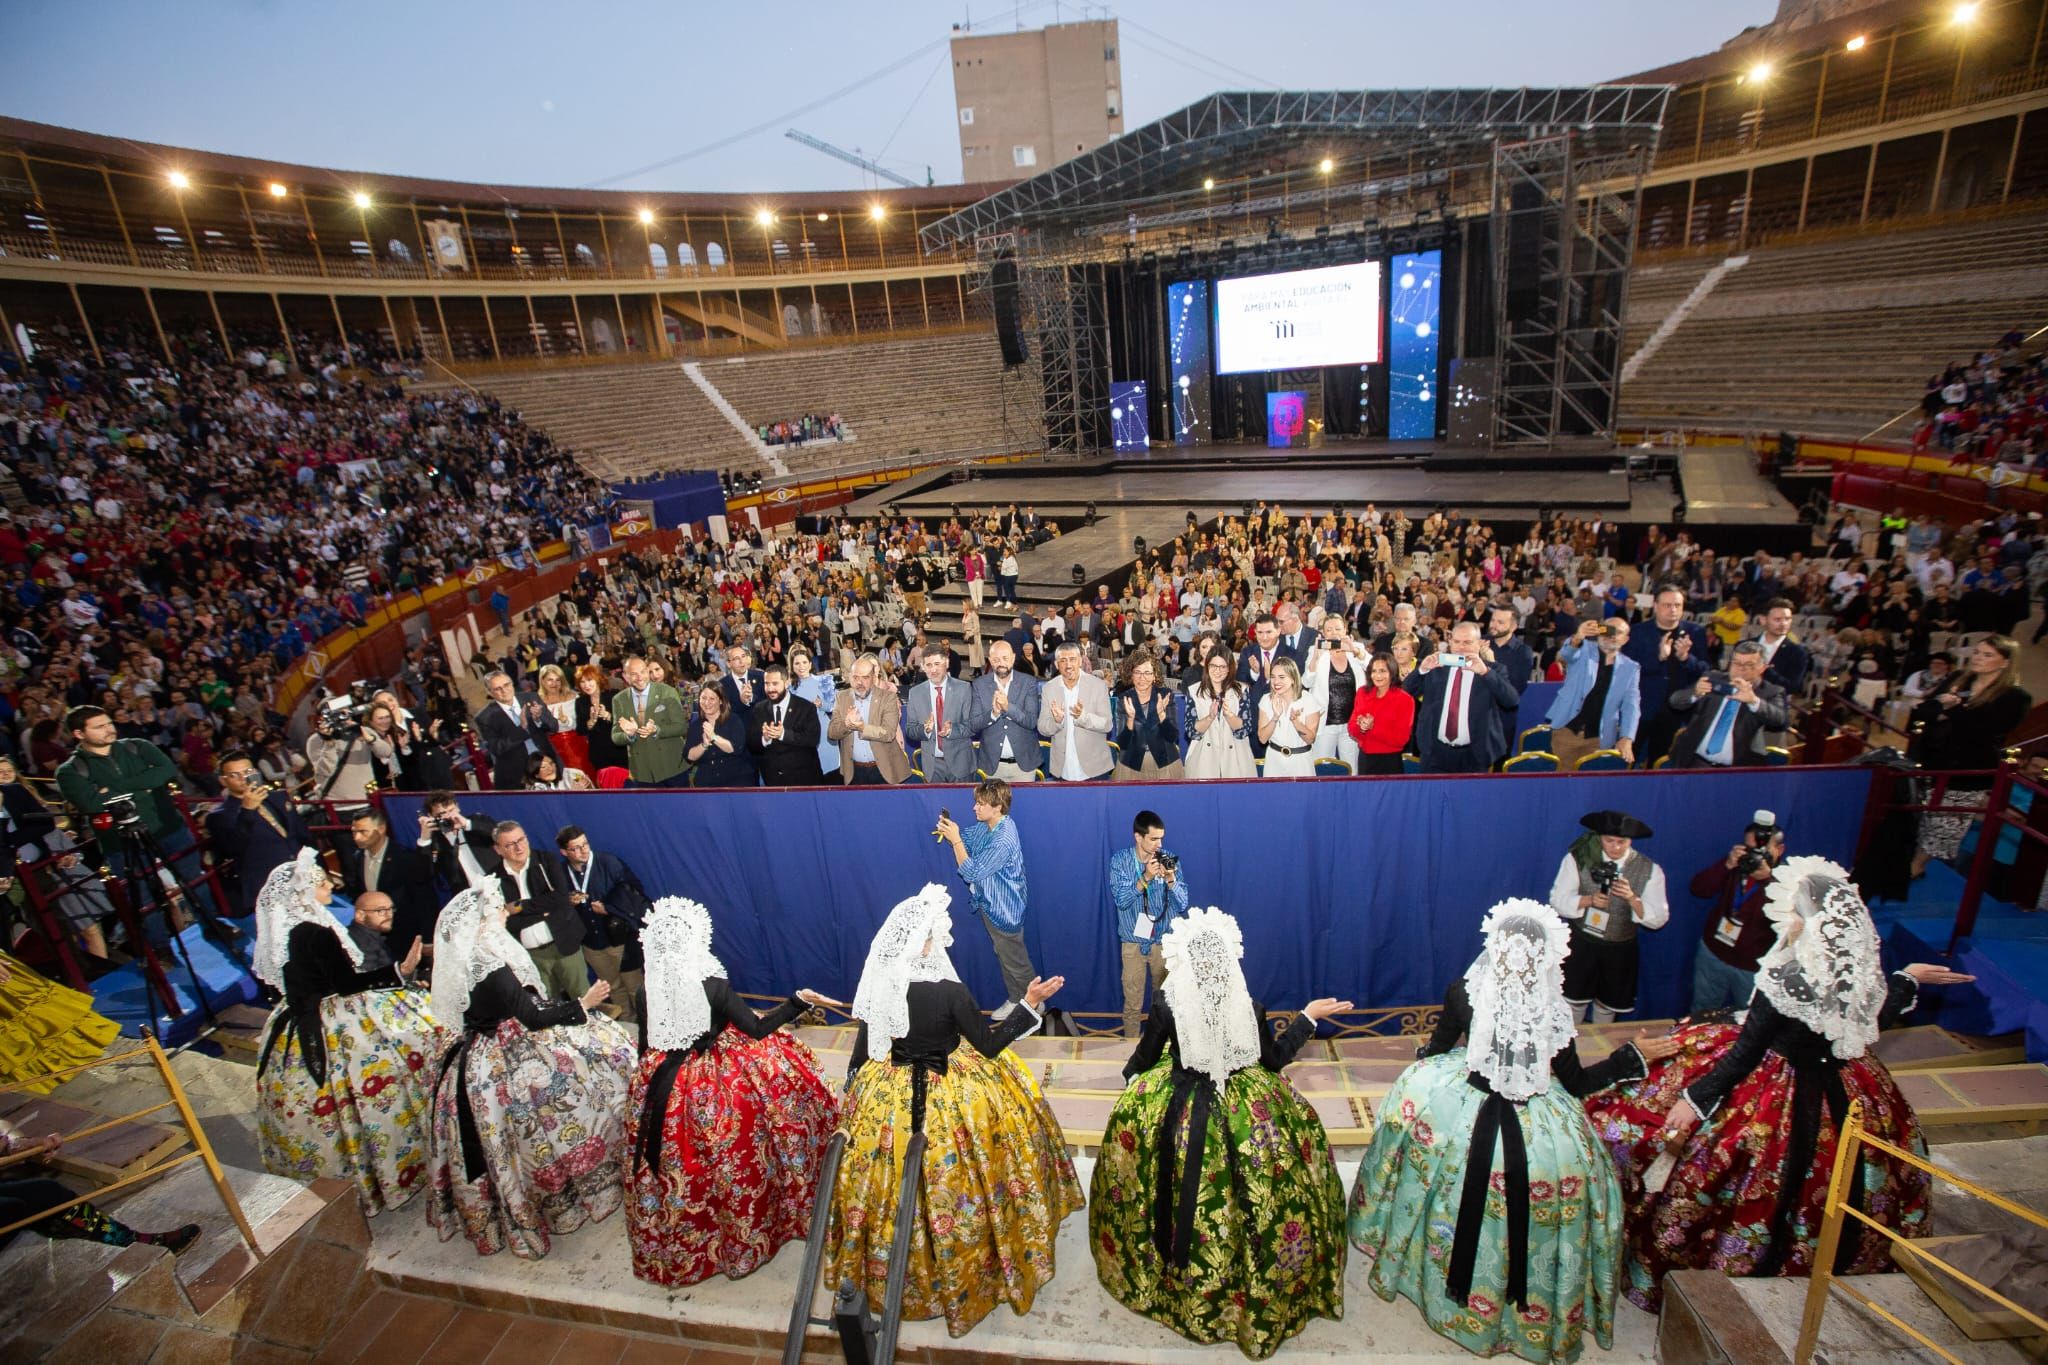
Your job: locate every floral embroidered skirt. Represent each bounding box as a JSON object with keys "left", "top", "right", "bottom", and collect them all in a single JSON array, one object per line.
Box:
[
  {"left": 1348, "top": 1051, "right": 1623, "bottom": 1365},
  {"left": 624, "top": 1028, "right": 840, "bottom": 1287},
  {"left": 1089, "top": 1058, "right": 1346, "bottom": 1360},
  {"left": 0, "top": 951, "right": 118, "bottom": 1093},
  {"left": 1582, "top": 1020, "right": 1930, "bottom": 1311},
  {"left": 425, "top": 1013, "right": 636, "bottom": 1259},
  {"left": 825, "top": 1044, "right": 1083, "bottom": 1337},
  {"left": 255, "top": 988, "right": 450, "bottom": 1214}
]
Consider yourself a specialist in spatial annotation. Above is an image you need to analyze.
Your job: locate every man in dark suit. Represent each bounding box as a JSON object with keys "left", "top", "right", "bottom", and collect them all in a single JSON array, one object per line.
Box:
[
  {"left": 746, "top": 663, "right": 826, "bottom": 786},
  {"left": 342, "top": 808, "right": 440, "bottom": 956},
  {"left": 415, "top": 790, "right": 500, "bottom": 897},
  {"left": 1370, "top": 602, "right": 1436, "bottom": 656},
  {"left": 557, "top": 825, "right": 650, "bottom": 1025},
  {"left": 1484, "top": 604, "right": 1538, "bottom": 694},
  {"left": 970, "top": 639, "right": 1043, "bottom": 783},
  {"left": 1235, "top": 614, "right": 1288, "bottom": 758},
  {"left": 1274, "top": 601, "right": 1314, "bottom": 661},
  {"left": 491, "top": 820, "right": 586, "bottom": 1002},
  {"left": 1754, "top": 599, "right": 1811, "bottom": 697},
  {"left": 206, "top": 751, "right": 310, "bottom": 915},
  {"left": 720, "top": 644, "right": 766, "bottom": 718},
  {"left": 1668, "top": 642, "right": 1791, "bottom": 769},
  {"left": 1621, "top": 581, "right": 1711, "bottom": 767},
  {"left": 475, "top": 670, "right": 557, "bottom": 789},
  {"left": 904, "top": 650, "right": 977, "bottom": 783},
  {"left": 1404, "top": 621, "right": 1521, "bottom": 773}
]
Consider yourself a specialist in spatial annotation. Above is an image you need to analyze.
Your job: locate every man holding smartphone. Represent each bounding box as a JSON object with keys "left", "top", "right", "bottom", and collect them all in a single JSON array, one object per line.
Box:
[
  {"left": 1667, "top": 641, "right": 1789, "bottom": 768},
  {"left": 1404, "top": 622, "right": 1521, "bottom": 773},
  {"left": 1543, "top": 618, "right": 1641, "bottom": 768},
  {"left": 935, "top": 779, "right": 1034, "bottom": 1019}
]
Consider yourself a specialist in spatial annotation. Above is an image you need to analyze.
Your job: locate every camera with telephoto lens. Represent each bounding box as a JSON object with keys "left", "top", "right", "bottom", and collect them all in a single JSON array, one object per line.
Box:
[
  {"left": 317, "top": 680, "right": 378, "bottom": 731},
  {"left": 94, "top": 790, "right": 144, "bottom": 834}
]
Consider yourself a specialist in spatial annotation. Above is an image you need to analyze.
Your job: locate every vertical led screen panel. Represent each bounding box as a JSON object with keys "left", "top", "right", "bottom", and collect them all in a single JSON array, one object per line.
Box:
[
  {"left": 1110, "top": 381, "right": 1150, "bottom": 451},
  {"left": 1388, "top": 250, "right": 1441, "bottom": 440},
  {"left": 1166, "top": 280, "right": 1211, "bottom": 445}
]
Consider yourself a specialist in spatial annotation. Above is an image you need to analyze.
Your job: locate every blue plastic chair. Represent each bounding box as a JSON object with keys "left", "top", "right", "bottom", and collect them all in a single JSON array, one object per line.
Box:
[{"left": 1503, "top": 751, "right": 1560, "bottom": 773}]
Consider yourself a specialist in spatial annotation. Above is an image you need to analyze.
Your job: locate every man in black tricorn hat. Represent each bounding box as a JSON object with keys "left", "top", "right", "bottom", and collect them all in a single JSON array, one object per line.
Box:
[{"left": 1546, "top": 809, "right": 1668, "bottom": 1022}]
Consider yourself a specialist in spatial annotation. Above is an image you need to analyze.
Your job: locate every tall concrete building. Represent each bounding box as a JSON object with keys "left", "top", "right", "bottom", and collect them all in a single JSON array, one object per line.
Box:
[{"left": 951, "top": 18, "right": 1124, "bottom": 185}]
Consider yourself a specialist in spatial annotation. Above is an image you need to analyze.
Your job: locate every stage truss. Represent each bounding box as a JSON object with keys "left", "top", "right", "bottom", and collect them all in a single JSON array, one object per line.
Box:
[{"left": 926, "top": 86, "right": 1672, "bottom": 455}]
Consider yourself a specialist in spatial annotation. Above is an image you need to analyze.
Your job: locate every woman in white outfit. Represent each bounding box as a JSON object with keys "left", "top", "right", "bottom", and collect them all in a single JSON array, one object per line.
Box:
[
  {"left": 1257, "top": 658, "right": 1321, "bottom": 778},
  {"left": 1183, "top": 649, "right": 1255, "bottom": 781}
]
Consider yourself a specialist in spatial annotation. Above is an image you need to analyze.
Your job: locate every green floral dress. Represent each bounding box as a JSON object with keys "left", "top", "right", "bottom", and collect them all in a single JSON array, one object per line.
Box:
[{"left": 1090, "top": 1001, "right": 1347, "bottom": 1360}]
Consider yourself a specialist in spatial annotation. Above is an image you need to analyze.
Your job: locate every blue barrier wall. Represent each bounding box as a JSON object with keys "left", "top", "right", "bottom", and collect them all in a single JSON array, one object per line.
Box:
[{"left": 385, "top": 766, "right": 1873, "bottom": 1023}]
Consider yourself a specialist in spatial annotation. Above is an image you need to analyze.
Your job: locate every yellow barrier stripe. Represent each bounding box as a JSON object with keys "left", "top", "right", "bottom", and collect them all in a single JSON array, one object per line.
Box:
[
  {"left": 0, "top": 1097, "right": 181, "bottom": 1167},
  {"left": 0, "top": 1149, "right": 202, "bottom": 1243}
]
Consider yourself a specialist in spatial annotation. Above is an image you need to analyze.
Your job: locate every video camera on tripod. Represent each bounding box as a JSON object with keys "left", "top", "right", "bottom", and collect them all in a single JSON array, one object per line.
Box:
[{"left": 314, "top": 680, "right": 379, "bottom": 733}]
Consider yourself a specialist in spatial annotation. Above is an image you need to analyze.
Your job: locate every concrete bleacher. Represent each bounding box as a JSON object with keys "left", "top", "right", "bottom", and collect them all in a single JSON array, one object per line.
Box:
[
  {"left": 453, "top": 362, "right": 756, "bottom": 483},
  {"left": 1619, "top": 213, "right": 2048, "bottom": 439},
  {"left": 698, "top": 328, "right": 1040, "bottom": 475}
]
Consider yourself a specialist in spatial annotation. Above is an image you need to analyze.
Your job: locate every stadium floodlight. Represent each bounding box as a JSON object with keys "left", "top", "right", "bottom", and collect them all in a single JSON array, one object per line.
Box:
[
  {"left": 868, "top": 204, "right": 886, "bottom": 221},
  {"left": 637, "top": 208, "right": 655, "bottom": 225},
  {"left": 817, "top": 212, "right": 829, "bottom": 222},
  {"left": 754, "top": 209, "right": 775, "bottom": 226},
  {"left": 167, "top": 170, "right": 190, "bottom": 190},
  {"left": 352, "top": 191, "right": 373, "bottom": 209},
  {"left": 267, "top": 182, "right": 289, "bottom": 198},
  {"left": 1845, "top": 34, "right": 1867, "bottom": 51},
  {"left": 1317, "top": 157, "right": 1334, "bottom": 174},
  {"left": 1953, "top": 1, "right": 1980, "bottom": 21},
  {"left": 1744, "top": 61, "right": 1773, "bottom": 85},
  {"left": 1202, "top": 177, "right": 1215, "bottom": 191}
]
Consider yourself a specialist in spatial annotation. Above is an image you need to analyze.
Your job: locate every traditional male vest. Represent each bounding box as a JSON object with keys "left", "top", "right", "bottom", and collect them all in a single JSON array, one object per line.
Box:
[{"left": 1575, "top": 848, "right": 1657, "bottom": 943}]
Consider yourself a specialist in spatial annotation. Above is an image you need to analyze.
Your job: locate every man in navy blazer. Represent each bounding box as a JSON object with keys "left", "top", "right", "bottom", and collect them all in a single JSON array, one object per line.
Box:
[
  {"left": 1621, "top": 581, "right": 1710, "bottom": 767},
  {"left": 1404, "top": 621, "right": 1521, "bottom": 773},
  {"left": 1235, "top": 614, "right": 1289, "bottom": 757},
  {"left": 1754, "top": 599, "right": 1811, "bottom": 697},
  {"left": 1543, "top": 619, "right": 1643, "bottom": 767},
  {"left": 719, "top": 643, "right": 767, "bottom": 718},
  {"left": 904, "top": 652, "right": 978, "bottom": 783},
  {"left": 969, "top": 639, "right": 1042, "bottom": 782}
]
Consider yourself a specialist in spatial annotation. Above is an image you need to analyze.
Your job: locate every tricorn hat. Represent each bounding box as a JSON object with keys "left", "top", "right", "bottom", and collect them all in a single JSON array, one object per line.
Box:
[{"left": 1580, "top": 810, "right": 1653, "bottom": 840}]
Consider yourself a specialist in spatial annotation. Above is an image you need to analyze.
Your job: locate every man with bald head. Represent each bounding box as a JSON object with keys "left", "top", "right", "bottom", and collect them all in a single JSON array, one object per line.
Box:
[
  {"left": 346, "top": 891, "right": 422, "bottom": 985},
  {"left": 971, "top": 638, "right": 1043, "bottom": 783}
]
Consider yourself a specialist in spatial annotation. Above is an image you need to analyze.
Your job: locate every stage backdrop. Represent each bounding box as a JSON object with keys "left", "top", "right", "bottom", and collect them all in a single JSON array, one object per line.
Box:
[{"left": 385, "top": 767, "right": 1872, "bottom": 1025}]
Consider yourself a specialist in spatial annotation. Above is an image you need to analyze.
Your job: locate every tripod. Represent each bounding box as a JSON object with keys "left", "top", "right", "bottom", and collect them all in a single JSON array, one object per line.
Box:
[{"left": 96, "top": 815, "right": 244, "bottom": 1042}]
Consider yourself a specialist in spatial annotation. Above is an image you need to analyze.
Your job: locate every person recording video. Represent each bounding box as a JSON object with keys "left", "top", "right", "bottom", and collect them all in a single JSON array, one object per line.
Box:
[
  {"left": 205, "top": 752, "right": 311, "bottom": 916},
  {"left": 1666, "top": 641, "right": 1789, "bottom": 769},
  {"left": 305, "top": 685, "right": 394, "bottom": 803}
]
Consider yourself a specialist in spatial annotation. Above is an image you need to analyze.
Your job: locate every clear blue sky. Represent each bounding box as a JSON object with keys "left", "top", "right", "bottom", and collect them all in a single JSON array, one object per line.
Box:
[{"left": 1, "top": 0, "right": 1769, "bottom": 194}]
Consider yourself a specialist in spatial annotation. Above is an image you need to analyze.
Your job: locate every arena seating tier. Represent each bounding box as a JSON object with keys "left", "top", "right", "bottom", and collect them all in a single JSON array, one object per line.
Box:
[
  {"left": 1619, "top": 214, "right": 2048, "bottom": 439},
  {"left": 445, "top": 363, "right": 756, "bottom": 483}
]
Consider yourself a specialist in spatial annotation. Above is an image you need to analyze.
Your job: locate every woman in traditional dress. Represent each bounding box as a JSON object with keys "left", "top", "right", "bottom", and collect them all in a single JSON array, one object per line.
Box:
[
  {"left": 1583, "top": 857, "right": 1968, "bottom": 1309},
  {"left": 1349, "top": 900, "right": 1677, "bottom": 1364},
  {"left": 1090, "top": 908, "right": 1351, "bottom": 1360},
  {"left": 0, "top": 949, "right": 118, "bottom": 1092},
  {"left": 826, "top": 883, "right": 1083, "bottom": 1337},
  {"left": 624, "top": 896, "right": 840, "bottom": 1286},
  {"left": 253, "top": 850, "right": 447, "bottom": 1213},
  {"left": 425, "top": 880, "right": 636, "bottom": 1259}
]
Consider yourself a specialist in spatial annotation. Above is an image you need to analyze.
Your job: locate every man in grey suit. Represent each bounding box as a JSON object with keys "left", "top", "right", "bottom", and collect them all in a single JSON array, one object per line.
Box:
[
  {"left": 1037, "top": 640, "right": 1115, "bottom": 781},
  {"left": 970, "top": 639, "right": 1042, "bottom": 783},
  {"left": 903, "top": 650, "right": 977, "bottom": 783}
]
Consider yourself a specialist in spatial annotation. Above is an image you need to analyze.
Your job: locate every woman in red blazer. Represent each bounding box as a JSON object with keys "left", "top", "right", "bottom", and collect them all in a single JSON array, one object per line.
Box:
[{"left": 1347, "top": 655, "right": 1417, "bottom": 775}]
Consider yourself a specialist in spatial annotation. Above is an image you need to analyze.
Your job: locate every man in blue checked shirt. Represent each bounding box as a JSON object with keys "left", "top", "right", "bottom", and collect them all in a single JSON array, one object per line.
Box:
[
  {"left": 1108, "top": 809, "right": 1190, "bottom": 1037},
  {"left": 935, "top": 778, "right": 1036, "bottom": 1019}
]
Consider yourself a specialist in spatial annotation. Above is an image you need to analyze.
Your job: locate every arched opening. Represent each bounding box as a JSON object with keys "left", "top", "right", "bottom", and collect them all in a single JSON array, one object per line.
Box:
[
  {"left": 574, "top": 243, "right": 597, "bottom": 270},
  {"left": 705, "top": 242, "right": 726, "bottom": 269},
  {"left": 648, "top": 241, "right": 670, "bottom": 275},
  {"left": 676, "top": 242, "right": 698, "bottom": 269},
  {"left": 387, "top": 238, "right": 414, "bottom": 263}
]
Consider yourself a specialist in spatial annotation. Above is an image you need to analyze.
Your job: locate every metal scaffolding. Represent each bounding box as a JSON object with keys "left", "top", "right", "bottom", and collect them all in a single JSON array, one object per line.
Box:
[{"left": 976, "top": 230, "right": 1105, "bottom": 456}]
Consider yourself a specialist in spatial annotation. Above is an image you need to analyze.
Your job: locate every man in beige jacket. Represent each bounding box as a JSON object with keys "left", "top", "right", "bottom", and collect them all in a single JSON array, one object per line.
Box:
[{"left": 826, "top": 653, "right": 911, "bottom": 784}]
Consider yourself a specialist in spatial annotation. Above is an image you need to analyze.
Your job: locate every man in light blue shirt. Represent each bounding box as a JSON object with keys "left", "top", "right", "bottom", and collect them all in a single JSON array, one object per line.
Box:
[
  {"left": 1108, "top": 809, "right": 1191, "bottom": 1036},
  {"left": 936, "top": 778, "right": 1035, "bottom": 1017}
]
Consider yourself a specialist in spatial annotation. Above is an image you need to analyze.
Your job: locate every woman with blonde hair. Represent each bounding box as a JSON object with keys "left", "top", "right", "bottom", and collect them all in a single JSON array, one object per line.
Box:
[
  {"left": 1256, "top": 657, "right": 1320, "bottom": 778},
  {"left": 535, "top": 664, "right": 591, "bottom": 779}
]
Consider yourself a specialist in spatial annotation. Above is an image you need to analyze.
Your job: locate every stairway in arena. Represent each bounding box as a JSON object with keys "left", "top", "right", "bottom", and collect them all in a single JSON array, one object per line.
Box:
[
  {"left": 1617, "top": 211, "right": 2048, "bottom": 440},
  {"left": 454, "top": 363, "right": 756, "bottom": 483}
]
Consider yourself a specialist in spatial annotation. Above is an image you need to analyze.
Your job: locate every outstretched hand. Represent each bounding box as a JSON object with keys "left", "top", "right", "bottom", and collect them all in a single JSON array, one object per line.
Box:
[
  {"left": 1300, "top": 997, "right": 1353, "bottom": 1024},
  {"left": 1634, "top": 1032, "right": 1682, "bottom": 1063},
  {"left": 1904, "top": 962, "right": 1976, "bottom": 986},
  {"left": 1022, "top": 974, "right": 1065, "bottom": 1009},
  {"left": 399, "top": 937, "right": 424, "bottom": 978}
]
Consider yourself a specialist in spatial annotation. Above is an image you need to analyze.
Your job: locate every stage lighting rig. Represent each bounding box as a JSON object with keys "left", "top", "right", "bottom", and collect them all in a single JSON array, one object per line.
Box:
[
  {"left": 1086, "top": 501, "right": 1098, "bottom": 526},
  {"left": 1071, "top": 564, "right": 1087, "bottom": 586},
  {"left": 1133, "top": 536, "right": 1147, "bottom": 558}
]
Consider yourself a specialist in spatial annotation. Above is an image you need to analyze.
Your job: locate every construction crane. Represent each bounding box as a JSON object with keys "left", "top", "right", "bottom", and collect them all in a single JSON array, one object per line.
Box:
[{"left": 784, "top": 129, "right": 920, "bottom": 189}]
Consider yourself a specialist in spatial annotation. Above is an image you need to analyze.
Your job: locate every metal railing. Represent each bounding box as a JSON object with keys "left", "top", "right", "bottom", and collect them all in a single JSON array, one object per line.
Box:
[{"left": 1793, "top": 1098, "right": 2048, "bottom": 1362}]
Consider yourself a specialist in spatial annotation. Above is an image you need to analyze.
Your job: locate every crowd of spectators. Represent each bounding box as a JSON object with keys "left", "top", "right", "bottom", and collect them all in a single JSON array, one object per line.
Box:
[
  {"left": 756, "top": 413, "right": 843, "bottom": 447},
  {"left": 1916, "top": 326, "right": 2046, "bottom": 475}
]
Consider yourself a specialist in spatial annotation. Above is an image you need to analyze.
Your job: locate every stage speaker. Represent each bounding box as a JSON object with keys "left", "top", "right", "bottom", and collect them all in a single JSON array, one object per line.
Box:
[{"left": 993, "top": 255, "right": 1027, "bottom": 367}]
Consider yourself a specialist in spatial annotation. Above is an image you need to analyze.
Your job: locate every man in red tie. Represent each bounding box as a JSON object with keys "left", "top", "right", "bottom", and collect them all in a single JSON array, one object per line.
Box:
[
  {"left": 1405, "top": 621, "right": 1521, "bottom": 773},
  {"left": 1235, "top": 613, "right": 1286, "bottom": 759}
]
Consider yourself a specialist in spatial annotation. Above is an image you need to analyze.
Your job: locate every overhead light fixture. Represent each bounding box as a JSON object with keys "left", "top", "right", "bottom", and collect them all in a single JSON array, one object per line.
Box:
[
  {"left": 167, "top": 170, "right": 190, "bottom": 190},
  {"left": 637, "top": 208, "right": 655, "bottom": 225},
  {"left": 267, "top": 182, "right": 288, "bottom": 198},
  {"left": 1744, "top": 60, "right": 1773, "bottom": 84},
  {"left": 868, "top": 203, "right": 886, "bottom": 221},
  {"left": 352, "top": 191, "right": 372, "bottom": 209},
  {"left": 1845, "top": 33, "right": 1867, "bottom": 50},
  {"left": 1202, "top": 177, "right": 1215, "bottom": 191},
  {"left": 754, "top": 209, "right": 775, "bottom": 226},
  {"left": 1953, "top": 0, "right": 1980, "bottom": 21},
  {"left": 817, "top": 211, "right": 829, "bottom": 222},
  {"left": 1318, "top": 157, "right": 1334, "bottom": 174}
]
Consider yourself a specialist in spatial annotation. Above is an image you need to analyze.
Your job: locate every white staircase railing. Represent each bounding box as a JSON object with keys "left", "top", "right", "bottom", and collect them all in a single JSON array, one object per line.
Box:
[{"left": 1621, "top": 254, "right": 1749, "bottom": 385}]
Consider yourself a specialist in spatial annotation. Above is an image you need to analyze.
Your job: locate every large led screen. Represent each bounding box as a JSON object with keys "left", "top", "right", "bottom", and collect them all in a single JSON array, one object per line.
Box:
[
  {"left": 1214, "top": 261, "right": 1383, "bottom": 374},
  {"left": 1166, "top": 280, "right": 1211, "bottom": 444},
  {"left": 1388, "top": 250, "right": 1441, "bottom": 440}
]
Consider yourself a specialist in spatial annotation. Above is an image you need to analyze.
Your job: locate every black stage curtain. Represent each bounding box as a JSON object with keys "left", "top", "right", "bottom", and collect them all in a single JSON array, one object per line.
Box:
[
  {"left": 1104, "top": 260, "right": 1167, "bottom": 444},
  {"left": 1322, "top": 365, "right": 1364, "bottom": 438},
  {"left": 1213, "top": 371, "right": 1268, "bottom": 443}
]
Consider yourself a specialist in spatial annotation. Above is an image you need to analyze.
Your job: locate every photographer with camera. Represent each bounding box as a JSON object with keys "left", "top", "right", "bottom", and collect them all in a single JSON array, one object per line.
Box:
[
  {"left": 1688, "top": 809, "right": 1788, "bottom": 1012},
  {"left": 53, "top": 705, "right": 220, "bottom": 945},
  {"left": 305, "top": 683, "right": 394, "bottom": 804},
  {"left": 205, "top": 752, "right": 311, "bottom": 916},
  {"left": 1548, "top": 809, "right": 1668, "bottom": 1023},
  {"left": 414, "top": 790, "right": 499, "bottom": 895},
  {"left": 1666, "top": 641, "right": 1790, "bottom": 769},
  {"left": 1108, "top": 809, "right": 1191, "bottom": 1037}
]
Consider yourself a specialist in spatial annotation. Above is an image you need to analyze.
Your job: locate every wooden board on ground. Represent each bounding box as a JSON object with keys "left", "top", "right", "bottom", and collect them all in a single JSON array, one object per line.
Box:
[
  {"left": 1875, "top": 1026, "right": 2029, "bottom": 1072},
  {"left": 0, "top": 1093, "right": 189, "bottom": 1187},
  {"left": 1894, "top": 1065, "right": 2048, "bottom": 1135},
  {"left": 209, "top": 1003, "right": 274, "bottom": 1062},
  {"left": 1892, "top": 1235, "right": 2048, "bottom": 1343}
]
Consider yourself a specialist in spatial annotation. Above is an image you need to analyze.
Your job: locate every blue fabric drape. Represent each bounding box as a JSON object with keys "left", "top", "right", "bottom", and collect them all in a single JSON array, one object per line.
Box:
[{"left": 384, "top": 766, "right": 1870, "bottom": 1022}]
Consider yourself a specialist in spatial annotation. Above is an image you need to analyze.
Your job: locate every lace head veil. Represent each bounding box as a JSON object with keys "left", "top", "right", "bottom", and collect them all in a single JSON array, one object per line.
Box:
[
  {"left": 851, "top": 884, "right": 959, "bottom": 1050},
  {"left": 429, "top": 879, "right": 538, "bottom": 1021},
  {"left": 1463, "top": 898, "right": 1577, "bottom": 1102},
  {"left": 1158, "top": 907, "right": 1261, "bottom": 1088},
  {"left": 252, "top": 848, "right": 356, "bottom": 990},
  {"left": 642, "top": 895, "right": 726, "bottom": 1052},
  {"left": 1758, "top": 855, "right": 1886, "bottom": 1059}
]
